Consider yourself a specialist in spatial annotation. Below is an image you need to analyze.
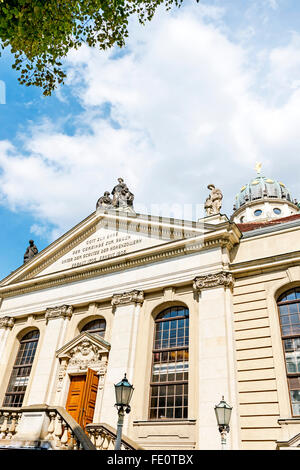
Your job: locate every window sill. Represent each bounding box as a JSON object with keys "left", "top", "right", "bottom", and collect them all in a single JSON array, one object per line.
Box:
[
  {"left": 133, "top": 419, "right": 196, "bottom": 426},
  {"left": 278, "top": 417, "right": 300, "bottom": 424}
]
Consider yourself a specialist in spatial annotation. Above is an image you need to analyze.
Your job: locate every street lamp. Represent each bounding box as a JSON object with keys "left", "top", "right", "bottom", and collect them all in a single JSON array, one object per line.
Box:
[
  {"left": 114, "top": 373, "right": 134, "bottom": 450},
  {"left": 214, "top": 396, "right": 232, "bottom": 450}
]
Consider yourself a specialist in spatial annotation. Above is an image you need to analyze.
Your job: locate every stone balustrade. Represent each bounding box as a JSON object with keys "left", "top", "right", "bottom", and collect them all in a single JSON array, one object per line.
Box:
[
  {"left": 87, "top": 425, "right": 116, "bottom": 450},
  {"left": 0, "top": 405, "right": 96, "bottom": 450},
  {"left": 0, "top": 409, "right": 21, "bottom": 440},
  {"left": 86, "top": 423, "right": 141, "bottom": 450},
  {"left": 44, "top": 406, "right": 95, "bottom": 450},
  {"left": 0, "top": 406, "right": 141, "bottom": 450}
]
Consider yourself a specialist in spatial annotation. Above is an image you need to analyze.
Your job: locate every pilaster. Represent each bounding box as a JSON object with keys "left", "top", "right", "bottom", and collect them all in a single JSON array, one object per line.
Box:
[
  {"left": 27, "top": 305, "right": 73, "bottom": 405},
  {"left": 193, "top": 271, "right": 240, "bottom": 450},
  {"left": 99, "top": 290, "right": 144, "bottom": 432},
  {"left": 0, "top": 316, "right": 15, "bottom": 368}
]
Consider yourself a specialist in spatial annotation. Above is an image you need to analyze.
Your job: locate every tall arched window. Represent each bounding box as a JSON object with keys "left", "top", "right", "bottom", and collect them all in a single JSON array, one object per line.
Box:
[
  {"left": 149, "top": 306, "right": 189, "bottom": 420},
  {"left": 277, "top": 288, "right": 300, "bottom": 416},
  {"left": 81, "top": 319, "right": 106, "bottom": 338},
  {"left": 3, "top": 330, "right": 40, "bottom": 407}
]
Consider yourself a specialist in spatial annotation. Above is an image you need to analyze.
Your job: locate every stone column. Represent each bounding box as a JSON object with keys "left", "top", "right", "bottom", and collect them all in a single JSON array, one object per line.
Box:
[
  {"left": 193, "top": 272, "right": 240, "bottom": 450},
  {"left": 0, "top": 316, "right": 15, "bottom": 368},
  {"left": 27, "top": 305, "right": 73, "bottom": 405},
  {"left": 99, "top": 290, "right": 144, "bottom": 432}
]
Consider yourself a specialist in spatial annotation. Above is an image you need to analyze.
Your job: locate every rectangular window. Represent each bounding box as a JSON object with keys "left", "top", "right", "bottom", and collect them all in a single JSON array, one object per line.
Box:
[
  {"left": 3, "top": 330, "right": 39, "bottom": 407},
  {"left": 149, "top": 307, "right": 189, "bottom": 420},
  {"left": 278, "top": 292, "right": 300, "bottom": 417}
]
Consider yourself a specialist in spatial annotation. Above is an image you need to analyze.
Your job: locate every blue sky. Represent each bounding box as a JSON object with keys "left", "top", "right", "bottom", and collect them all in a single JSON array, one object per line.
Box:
[{"left": 1, "top": 0, "right": 300, "bottom": 278}]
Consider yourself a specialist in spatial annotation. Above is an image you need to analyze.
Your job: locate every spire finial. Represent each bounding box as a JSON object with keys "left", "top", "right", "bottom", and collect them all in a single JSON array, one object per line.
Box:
[{"left": 255, "top": 162, "right": 262, "bottom": 175}]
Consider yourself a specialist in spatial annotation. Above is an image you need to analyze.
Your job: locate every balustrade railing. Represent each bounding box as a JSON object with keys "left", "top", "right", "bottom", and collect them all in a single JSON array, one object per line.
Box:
[
  {"left": 86, "top": 423, "right": 142, "bottom": 450},
  {"left": 0, "top": 409, "right": 21, "bottom": 441},
  {"left": 0, "top": 405, "right": 96, "bottom": 450},
  {"left": 0, "top": 406, "right": 141, "bottom": 450}
]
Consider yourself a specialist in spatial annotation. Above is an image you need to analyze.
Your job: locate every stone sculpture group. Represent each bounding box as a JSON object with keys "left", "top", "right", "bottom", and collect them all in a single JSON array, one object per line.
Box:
[
  {"left": 96, "top": 177, "right": 135, "bottom": 214},
  {"left": 21, "top": 179, "right": 223, "bottom": 265}
]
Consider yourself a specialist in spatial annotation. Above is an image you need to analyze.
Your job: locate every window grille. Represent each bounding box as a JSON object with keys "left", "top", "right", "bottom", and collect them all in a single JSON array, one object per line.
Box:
[
  {"left": 277, "top": 289, "right": 300, "bottom": 416},
  {"left": 149, "top": 307, "right": 189, "bottom": 420},
  {"left": 81, "top": 319, "right": 106, "bottom": 338},
  {"left": 3, "top": 330, "right": 39, "bottom": 407}
]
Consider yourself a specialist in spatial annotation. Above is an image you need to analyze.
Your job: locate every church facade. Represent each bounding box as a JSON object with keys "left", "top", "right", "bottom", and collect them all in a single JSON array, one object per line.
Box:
[{"left": 0, "top": 171, "right": 299, "bottom": 450}]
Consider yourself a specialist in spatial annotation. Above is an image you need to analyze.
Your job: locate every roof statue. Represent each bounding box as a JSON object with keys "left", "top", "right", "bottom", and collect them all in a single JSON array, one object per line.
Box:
[
  {"left": 96, "top": 178, "right": 135, "bottom": 215},
  {"left": 23, "top": 240, "right": 38, "bottom": 264},
  {"left": 204, "top": 184, "right": 223, "bottom": 216},
  {"left": 96, "top": 191, "right": 113, "bottom": 210}
]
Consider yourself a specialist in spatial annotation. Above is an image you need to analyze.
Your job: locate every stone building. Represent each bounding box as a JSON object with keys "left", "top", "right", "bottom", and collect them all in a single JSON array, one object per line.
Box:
[{"left": 0, "top": 172, "right": 299, "bottom": 450}]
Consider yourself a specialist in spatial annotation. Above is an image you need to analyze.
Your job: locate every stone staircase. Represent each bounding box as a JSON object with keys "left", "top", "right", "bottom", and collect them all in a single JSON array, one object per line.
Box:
[
  {"left": 0, "top": 405, "right": 140, "bottom": 450},
  {"left": 0, "top": 439, "right": 52, "bottom": 450}
]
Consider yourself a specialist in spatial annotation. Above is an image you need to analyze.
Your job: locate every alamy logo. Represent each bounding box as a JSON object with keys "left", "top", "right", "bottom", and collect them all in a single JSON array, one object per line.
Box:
[{"left": 0, "top": 80, "right": 6, "bottom": 104}]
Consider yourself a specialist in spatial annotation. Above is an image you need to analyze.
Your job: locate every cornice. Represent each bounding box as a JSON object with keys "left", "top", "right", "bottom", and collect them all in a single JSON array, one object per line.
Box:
[
  {"left": 193, "top": 271, "right": 234, "bottom": 292},
  {"left": 111, "top": 290, "right": 144, "bottom": 306},
  {"left": 0, "top": 224, "right": 240, "bottom": 299},
  {"left": 21, "top": 224, "right": 98, "bottom": 282},
  {"left": 230, "top": 249, "right": 300, "bottom": 278},
  {"left": 56, "top": 331, "right": 111, "bottom": 358},
  {"left": 0, "top": 211, "right": 98, "bottom": 286},
  {"left": 2, "top": 211, "right": 203, "bottom": 286},
  {"left": 0, "top": 316, "right": 15, "bottom": 329}
]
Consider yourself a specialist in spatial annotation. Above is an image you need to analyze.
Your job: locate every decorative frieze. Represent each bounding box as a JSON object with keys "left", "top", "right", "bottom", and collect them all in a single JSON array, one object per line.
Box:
[
  {"left": 0, "top": 316, "right": 15, "bottom": 329},
  {"left": 111, "top": 289, "right": 144, "bottom": 307},
  {"left": 45, "top": 305, "right": 73, "bottom": 323},
  {"left": 193, "top": 271, "right": 234, "bottom": 292}
]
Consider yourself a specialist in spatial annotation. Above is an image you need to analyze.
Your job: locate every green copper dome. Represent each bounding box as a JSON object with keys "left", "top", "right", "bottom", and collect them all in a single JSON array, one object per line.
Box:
[{"left": 233, "top": 175, "right": 295, "bottom": 211}]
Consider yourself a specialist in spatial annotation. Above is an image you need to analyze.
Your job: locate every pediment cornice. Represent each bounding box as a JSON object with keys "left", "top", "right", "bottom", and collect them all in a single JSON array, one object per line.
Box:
[
  {"left": 0, "top": 211, "right": 241, "bottom": 298},
  {"left": 56, "top": 332, "right": 110, "bottom": 389},
  {"left": 56, "top": 331, "right": 111, "bottom": 359}
]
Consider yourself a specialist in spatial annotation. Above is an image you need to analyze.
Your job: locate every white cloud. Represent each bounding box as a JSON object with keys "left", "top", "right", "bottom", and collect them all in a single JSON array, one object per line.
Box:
[
  {"left": 268, "top": 33, "right": 300, "bottom": 95},
  {"left": 1, "top": 3, "right": 300, "bottom": 240},
  {"left": 266, "top": 0, "right": 278, "bottom": 10}
]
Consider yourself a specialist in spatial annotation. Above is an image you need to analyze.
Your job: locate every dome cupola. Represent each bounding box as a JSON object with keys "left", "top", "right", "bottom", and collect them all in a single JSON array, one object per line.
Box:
[{"left": 231, "top": 163, "right": 300, "bottom": 224}]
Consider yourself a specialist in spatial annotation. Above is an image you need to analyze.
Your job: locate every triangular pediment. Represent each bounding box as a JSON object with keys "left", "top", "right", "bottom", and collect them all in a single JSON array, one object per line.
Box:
[
  {"left": 56, "top": 331, "right": 111, "bottom": 359},
  {"left": 0, "top": 209, "right": 239, "bottom": 288},
  {"left": 34, "top": 212, "right": 182, "bottom": 278}
]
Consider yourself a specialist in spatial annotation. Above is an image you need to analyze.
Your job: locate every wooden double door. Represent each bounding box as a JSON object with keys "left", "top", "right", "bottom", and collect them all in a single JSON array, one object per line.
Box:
[{"left": 65, "top": 368, "right": 99, "bottom": 429}]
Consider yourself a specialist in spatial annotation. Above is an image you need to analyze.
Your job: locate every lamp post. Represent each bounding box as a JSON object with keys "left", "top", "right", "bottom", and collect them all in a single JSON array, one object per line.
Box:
[
  {"left": 214, "top": 396, "right": 232, "bottom": 450},
  {"left": 114, "top": 373, "right": 134, "bottom": 450}
]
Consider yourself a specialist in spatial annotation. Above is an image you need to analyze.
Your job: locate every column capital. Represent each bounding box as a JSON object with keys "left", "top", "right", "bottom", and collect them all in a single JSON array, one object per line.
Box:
[
  {"left": 193, "top": 271, "right": 234, "bottom": 292},
  {"left": 45, "top": 305, "right": 73, "bottom": 323},
  {"left": 0, "top": 316, "right": 15, "bottom": 329},
  {"left": 111, "top": 290, "right": 144, "bottom": 307}
]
